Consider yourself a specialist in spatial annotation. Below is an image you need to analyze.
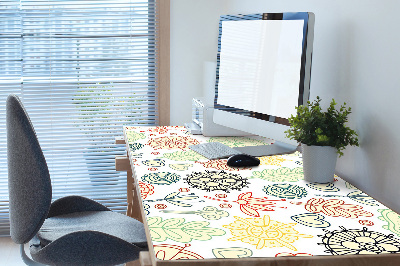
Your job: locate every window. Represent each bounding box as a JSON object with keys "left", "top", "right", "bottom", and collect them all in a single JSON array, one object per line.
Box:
[{"left": 0, "top": 0, "right": 169, "bottom": 236}]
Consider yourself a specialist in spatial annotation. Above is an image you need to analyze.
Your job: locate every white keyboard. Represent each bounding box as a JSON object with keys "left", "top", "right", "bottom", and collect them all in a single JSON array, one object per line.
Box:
[{"left": 189, "top": 142, "right": 243, "bottom": 160}]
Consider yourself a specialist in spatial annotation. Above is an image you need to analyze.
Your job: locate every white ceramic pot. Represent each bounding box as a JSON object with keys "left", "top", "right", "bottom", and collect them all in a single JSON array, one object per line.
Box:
[{"left": 301, "top": 144, "right": 338, "bottom": 183}]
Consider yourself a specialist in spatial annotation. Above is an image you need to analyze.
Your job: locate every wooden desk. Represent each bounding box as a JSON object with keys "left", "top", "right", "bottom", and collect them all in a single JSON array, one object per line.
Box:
[{"left": 119, "top": 126, "right": 400, "bottom": 266}]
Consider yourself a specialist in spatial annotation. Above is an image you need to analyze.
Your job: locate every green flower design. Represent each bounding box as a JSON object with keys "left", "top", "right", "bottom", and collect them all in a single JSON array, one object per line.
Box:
[
  {"left": 141, "top": 172, "right": 180, "bottom": 185},
  {"left": 263, "top": 183, "right": 307, "bottom": 199},
  {"left": 126, "top": 131, "right": 146, "bottom": 143},
  {"left": 208, "top": 137, "right": 267, "bottom": 147},
  {"left": 378, "top": 209, "right": 400, "bottom": 237},
  {"left": 249, "top": 167, "right": 303, "bottom": 182},
  {"left": 345, "top": 181, "right": 359, "bottom": 190},
  {"left": 129, "top": 143, "right": 144, "bottom": 151},
  {"left": 147, "top": 217, "right": 226, "bottom": 243},
  {"left": 162, "top": 150, "right": 206, "bottom": 161}
]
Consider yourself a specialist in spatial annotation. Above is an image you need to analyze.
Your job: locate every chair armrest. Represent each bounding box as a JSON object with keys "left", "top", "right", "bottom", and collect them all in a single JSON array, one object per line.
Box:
[{"left": 47, "top": 195, "right": 110, "bottom": 218}]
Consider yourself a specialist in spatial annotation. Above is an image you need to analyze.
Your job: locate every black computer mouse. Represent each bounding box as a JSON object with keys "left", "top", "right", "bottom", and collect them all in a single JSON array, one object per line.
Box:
[{"left": 227, "top": 154, "right": 260, "bottom": 167}]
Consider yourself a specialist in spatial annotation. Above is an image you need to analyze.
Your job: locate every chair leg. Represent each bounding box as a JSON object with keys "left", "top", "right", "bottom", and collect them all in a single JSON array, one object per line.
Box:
[{"left": 20, "top": 244, "right": 45, "bottom": 266}]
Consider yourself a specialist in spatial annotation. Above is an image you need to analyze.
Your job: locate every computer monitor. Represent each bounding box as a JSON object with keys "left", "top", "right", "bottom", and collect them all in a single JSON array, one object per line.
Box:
[{"left": 213, "top": 12, "right": 315, "bottom": 156}]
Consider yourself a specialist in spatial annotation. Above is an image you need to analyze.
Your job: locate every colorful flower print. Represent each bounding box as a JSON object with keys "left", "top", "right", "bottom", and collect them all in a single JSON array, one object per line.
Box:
[
  {"left": 306, "top": 182, "right": 340, "bottom": 192},
  {"left": 291, "top": 213, "right": 331, "bottom": 228},
  {"left": 153, "top": 244, "right": 204, "bottom": 260},
  {"left": 126, "top": 131, "right": 146, "bottom": 142},
  {"left": 184, "top": 170, "right": 249, "bottom": 192},
  {"left": 249, "top": 167, "right": 304, "bottom": 182},
  {"left": 259, "top": 156, "right": 286, "bottom": 166},
  {"left": 148, "top": 136, "right": 199, "bottom": 150},
  {"left": 212, "top": 247, "right": 253, "bottom": 258},
  {"left": 347, "top": 191, "right": 379, "bottom": 206},
  {"left": 263, "top": 183, "right": 308, "bottom": 199},
  {"left": 138, "top": 181, "right": 154, "bottom": 199},
  {"left": 141, "top": 172, "right": 180, "bottom": 185},
  {"left": 163, "top": 150, "right": 206, "bottom": 161},
  {"left": 160, "top": 206, "right": 229, "bottom": 220},
  {"left": 378, "top": 209, "right": 400, "bottom": 237},
  {"left": 148, "top": 217, "right": 226, "bottom": 243},
  {"left": 142, "top": 159, "right": 166, "bottom": 167},
  {"left": 304, "top": 198, "right": 373, "bottom": 218}
]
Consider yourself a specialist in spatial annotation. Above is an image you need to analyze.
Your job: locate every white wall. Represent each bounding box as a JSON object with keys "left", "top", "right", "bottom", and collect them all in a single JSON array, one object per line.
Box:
[
  {"left": 170, "top": 0, "right": 400, "bottom": 212},
  {"left": 170, "top": 0, "right": 228, "bottom": 125}
]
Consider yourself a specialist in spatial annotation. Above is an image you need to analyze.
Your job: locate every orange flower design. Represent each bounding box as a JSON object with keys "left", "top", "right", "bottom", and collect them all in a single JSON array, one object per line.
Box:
[
  {"left": 148, "top": 136, "right": 200, "bottom": 150},
  {"left": 205, "top": 192, "right": 285, "bottom": 217},
  {"left": 304, "top": 198, "right": 373, "bottom": 218},
  {"left": 234, "top": 192, "right": 286, "bottom": 217},
  {"left": 139, "top": 181, "right": 154, "bottom": 199},
  {"left": 148, "top": 126, "right": 170, "bottom": 134}
]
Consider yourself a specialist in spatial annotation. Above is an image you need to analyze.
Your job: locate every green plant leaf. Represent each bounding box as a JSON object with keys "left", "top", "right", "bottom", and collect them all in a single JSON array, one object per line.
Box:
[{"left": 285, "top": 97, "right": 359, "bottom": 157}]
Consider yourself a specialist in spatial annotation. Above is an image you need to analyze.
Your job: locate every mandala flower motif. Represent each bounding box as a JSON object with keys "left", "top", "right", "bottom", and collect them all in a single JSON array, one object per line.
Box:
[
  {"left": 148, "top": 136, "right": 199, "bottom": 150},
  {"left": 223, "top": 215, "right": 313, "bottom": 250},
  {"left": 304, "top": 198, "right": 373, "bottom": 218},
  {"left": 263, "top": 184, "right": 307, "bottom": 199},
  {"left": 249, "top": 167, "right": 303, "bottom": 182},
  {"left": 320, "top": 226, "right": 400, "bottom": 255}
]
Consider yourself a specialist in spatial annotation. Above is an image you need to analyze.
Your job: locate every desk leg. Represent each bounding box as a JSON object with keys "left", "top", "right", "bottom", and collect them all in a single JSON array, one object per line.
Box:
[{"left": 127, "top": 169, "right": 143, "bottom": 223}]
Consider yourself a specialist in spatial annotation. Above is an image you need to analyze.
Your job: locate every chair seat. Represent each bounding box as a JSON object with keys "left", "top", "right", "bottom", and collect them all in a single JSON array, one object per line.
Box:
[{"left": 37, "top": 211, "right": 147, "bottom": 248}]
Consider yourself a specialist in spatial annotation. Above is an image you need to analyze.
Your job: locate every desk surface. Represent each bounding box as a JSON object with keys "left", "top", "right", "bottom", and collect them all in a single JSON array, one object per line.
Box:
[{"left": 124, "top": 126, "right": 400, "bottom": 264}]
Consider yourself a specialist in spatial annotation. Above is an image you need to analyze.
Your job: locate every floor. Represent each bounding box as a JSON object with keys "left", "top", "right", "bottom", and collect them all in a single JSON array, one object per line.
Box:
[
  {"left": 0, "top": 237, "right": 25, "bottom": 266},
  {"left": 0, "top": 236, "right": 140, "bottom": 266}
]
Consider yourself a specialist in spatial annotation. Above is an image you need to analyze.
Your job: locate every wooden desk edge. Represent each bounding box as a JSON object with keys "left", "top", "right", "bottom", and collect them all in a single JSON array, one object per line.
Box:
[
  {"left": 124, "top": 127, "right": 159, "bottom": 266},
  {"left": 122, "top": 127, "right": 400, "bottom": 266}
]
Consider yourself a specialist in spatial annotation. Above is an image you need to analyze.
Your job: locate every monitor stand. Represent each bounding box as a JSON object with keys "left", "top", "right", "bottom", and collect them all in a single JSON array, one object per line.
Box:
[{"left": 233, "top": 141, "right": 298, "bottom": 157}]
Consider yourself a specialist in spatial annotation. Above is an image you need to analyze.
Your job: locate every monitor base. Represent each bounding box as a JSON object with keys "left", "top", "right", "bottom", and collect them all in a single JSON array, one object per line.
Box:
[{"left": 233, "top": 141, "right": 298, "bottom": 157}]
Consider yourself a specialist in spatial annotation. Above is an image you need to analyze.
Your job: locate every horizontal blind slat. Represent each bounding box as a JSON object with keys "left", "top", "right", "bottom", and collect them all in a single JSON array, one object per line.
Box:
[{"left": 0, "top": 0, "right": 159, "bottom": 236}]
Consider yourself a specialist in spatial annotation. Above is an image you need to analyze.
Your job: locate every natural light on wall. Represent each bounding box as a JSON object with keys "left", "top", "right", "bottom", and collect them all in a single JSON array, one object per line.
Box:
[{"left": 0, "top": 0, "right": 159, "bottom": 236}]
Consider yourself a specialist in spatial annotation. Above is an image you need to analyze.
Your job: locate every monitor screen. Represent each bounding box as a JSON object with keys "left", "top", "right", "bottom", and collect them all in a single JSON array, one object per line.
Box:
[
  {"left": 213, "top": 13, "right": 314, "bottom": 156},
  {"left": 217, "top": 19, "right": 304, "bottom": 119}
]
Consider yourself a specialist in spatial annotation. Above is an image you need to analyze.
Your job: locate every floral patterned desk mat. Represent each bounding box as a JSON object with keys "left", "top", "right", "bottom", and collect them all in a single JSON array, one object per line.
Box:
[{"left": 124, "top": 126, "right": 400, "bottom": 261}]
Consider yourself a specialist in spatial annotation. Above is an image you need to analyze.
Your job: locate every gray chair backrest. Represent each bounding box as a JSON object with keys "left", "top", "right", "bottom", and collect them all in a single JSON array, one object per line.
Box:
[{"left": 7, "top": 94, "right": 52, "bottom": 244}]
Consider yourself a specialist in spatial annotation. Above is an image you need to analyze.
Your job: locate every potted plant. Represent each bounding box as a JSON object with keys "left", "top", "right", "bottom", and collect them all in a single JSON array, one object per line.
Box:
[{"left": 285, "top": 96, "right": 359, "bottom": 183}]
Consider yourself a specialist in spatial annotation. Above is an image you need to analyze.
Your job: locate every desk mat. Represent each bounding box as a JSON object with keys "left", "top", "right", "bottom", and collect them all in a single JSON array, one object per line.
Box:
[{"left": 124, "top": 126, "right": 400, "bottom": 261}]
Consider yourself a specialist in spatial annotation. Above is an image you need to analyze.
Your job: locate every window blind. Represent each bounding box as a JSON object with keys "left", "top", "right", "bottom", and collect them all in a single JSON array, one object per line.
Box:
[{"left": 0, "top": 0, "right": 159, "bottom": 236}]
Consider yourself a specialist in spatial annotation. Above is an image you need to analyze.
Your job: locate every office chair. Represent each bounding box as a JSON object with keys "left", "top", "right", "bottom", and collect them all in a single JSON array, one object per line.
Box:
[{"left": 6, "top": 94, "right": 148, "bottom": 265}]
